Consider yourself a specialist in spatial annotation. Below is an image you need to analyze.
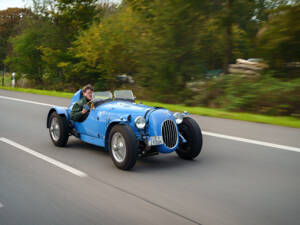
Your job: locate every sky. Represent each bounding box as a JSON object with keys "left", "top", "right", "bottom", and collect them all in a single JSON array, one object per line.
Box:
[
  {"left": 0, "top": 0, "right": 31, "bottom": 10},
  {"left": 0, "top": 0, "right": 121, "bottom": 10}
]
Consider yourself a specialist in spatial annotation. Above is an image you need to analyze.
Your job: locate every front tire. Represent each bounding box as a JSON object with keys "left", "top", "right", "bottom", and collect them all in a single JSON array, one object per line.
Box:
[
  {"left": 49, "top": 112, "right": 69, "bottom": 147},
  {"left": 109, "top": 124, "right": 138, "bottom": 170},
  {"left": 176, "top": 117, "right": 203, "bottom": 159}
]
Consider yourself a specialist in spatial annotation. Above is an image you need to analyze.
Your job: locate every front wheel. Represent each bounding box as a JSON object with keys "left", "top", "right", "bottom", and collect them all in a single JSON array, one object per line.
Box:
[
  {"left": 109, "top": 124, "right": 138, "bottom": 170},
  {"left": 49, "top": 112, "right": 69, "bottom": 147},
  {"left": 176, "top": 117, "right": 203, "bottom": 160}
]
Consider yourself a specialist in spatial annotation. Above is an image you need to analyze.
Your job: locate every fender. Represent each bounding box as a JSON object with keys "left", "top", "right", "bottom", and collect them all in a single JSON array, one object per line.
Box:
[
  {"left": 46, "top": 106, "right": 69, "bottom": 128},
  {"left": 104, "top": 115, "right": 131, "bottom": 150}
]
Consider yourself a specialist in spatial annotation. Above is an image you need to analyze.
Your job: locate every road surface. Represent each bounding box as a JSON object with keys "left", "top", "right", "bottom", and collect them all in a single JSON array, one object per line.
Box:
[{"left": 0, "top": 89, "right": 300, "bottom": 225}]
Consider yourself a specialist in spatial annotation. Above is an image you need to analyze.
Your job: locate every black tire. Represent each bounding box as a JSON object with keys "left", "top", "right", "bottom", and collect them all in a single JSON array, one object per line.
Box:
[
  {"left": 109, "top": 124, "right": 138, "bottom": 170},
  {"left": 49, "top": 112, "right": 69, "bottom": 147},
  {"left": 176, "top": 117, "right": 203, "bottom": 160}
]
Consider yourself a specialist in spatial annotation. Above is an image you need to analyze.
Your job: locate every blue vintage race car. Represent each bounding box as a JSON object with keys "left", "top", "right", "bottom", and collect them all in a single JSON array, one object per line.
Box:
[{"left": 47, "top": 90, "right": 203, "bottom": 170}]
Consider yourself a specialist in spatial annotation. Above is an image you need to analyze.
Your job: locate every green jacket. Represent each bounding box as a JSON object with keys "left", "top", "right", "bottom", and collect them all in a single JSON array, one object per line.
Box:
[{"left": 70, "top": 97, "right": 90, "bottom": 122}]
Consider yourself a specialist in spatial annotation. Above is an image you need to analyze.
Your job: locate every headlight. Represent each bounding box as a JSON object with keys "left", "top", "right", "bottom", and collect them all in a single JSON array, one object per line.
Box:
[
  {"left": 134, "top": 116, "right": 146, "bottom": 129},
  {"left": 173, "top": 112, "right": 184, "bottom": 124}
]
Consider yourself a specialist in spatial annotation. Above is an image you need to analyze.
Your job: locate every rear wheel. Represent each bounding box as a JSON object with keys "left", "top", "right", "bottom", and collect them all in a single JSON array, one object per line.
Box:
[
  {"left": 176, "top": 117, "right": 202, "bottom": 159},
  {"left": 109, "top": 124, "right": 137, "bottom": 170},
  {"left": 49, "top": 112, "right": 69, "bottom": 147}
]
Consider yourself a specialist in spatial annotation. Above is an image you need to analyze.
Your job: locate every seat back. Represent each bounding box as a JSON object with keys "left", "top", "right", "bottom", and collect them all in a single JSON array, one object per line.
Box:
[{"left": 69, "top": 89, "right": 83, "bottom": 109}]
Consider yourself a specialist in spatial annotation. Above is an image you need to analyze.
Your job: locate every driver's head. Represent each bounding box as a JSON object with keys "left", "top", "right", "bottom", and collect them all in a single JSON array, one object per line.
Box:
[{"left": 82, "top": 84, "right": 94, "bottom": 101}]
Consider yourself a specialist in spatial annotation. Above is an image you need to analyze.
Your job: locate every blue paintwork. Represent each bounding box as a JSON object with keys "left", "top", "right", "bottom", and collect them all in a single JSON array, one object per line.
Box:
[
  {"left": 47, "top": 90, "right": 181, "bottom": 153},
  {"left": 46, "top": 106, "right": 69, "bottom": 128}
]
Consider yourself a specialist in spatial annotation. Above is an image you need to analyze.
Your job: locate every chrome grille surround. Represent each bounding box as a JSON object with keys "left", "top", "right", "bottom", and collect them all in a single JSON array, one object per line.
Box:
[{"left": 161, "top": 120, "right": 178, "bottom": 148}]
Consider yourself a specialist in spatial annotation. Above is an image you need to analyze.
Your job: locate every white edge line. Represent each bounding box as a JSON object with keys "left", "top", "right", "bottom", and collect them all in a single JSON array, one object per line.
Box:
[
  {"left": 0, "top": 137, "right": 87, "bottom": 177},
  {"left": 0, "top": 95, "right": 64, "bottom": 108},
  {"left": 0, "top": 95, "right": 299, "bottom": 153},
  {"left": 202, "top": 131, "right": 300, "bottom": 153}
]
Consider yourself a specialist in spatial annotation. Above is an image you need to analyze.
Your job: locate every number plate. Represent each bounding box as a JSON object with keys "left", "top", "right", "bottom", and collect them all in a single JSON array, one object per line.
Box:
[{"left": 148, "top": 136, "right": 164, "bottom": 146}]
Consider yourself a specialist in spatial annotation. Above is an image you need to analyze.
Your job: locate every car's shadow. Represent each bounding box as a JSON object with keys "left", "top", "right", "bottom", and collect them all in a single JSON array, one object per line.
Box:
[
  {"left": 135, "top": 155, "right": 204, "bottom": 173},
  {"left": 66, "top": 138, "right": 108, "bottom": 156},
  {"left": 66, "top": 138, "right": 206, "bottom": 172}
]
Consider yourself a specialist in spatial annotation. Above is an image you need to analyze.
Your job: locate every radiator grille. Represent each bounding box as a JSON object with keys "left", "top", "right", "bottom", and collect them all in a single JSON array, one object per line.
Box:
[{"left": 162, "top": 120, "right": 178, "bottom": 148}]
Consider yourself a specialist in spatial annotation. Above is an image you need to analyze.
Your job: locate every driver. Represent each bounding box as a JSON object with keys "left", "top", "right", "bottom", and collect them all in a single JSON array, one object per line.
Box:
[{"left": 70, "top": 84, "right": 94, "bottom": 122}]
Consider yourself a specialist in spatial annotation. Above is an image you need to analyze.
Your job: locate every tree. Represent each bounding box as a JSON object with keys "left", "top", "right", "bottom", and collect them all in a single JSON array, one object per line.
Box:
[
  {"left": 125, "top": 0, "right": 204, "bottom": 101},
  {"left": 0, "top": 8, "right": 32, "bottom": 71},
  {"left": 254, "top": 0, "right": 300, "bottom": 21},
  {"left": 6, "top": 28, "right": 44, "bottom": 83},
  {"left": 258, "top": 4, "right": 300, "bottom": 72},
  {"left": 71, "top": 4, "right": 140, "bottom": 90},
  {"left": 52, "top": 0, "right": 99, "bottom": 42},
  {"left": 8, "top": 0, "right": 102, "bottom": 88}
]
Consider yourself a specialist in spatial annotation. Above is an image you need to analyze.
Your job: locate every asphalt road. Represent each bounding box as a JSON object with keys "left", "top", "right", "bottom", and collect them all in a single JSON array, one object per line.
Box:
[{"left": 0, "top": 89, "right": 300, "bottom": 225}]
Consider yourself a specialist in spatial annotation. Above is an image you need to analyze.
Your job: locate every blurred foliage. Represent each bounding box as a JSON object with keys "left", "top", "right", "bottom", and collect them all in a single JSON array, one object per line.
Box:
[
  {"left": 5, "top": 28, "right": 44, "bottom": 83},
  {"left": 0, "top": 0, "right": 299, "bottom": 116},
  {"left": 188, "top": 74, "right": 300, "bottom": 116},
  {"left": 0, "top": 8, "right": 32, "bottom": 70},
  {"left": 71, "top": 5, "right": 140, "bottom": 90},
  {"left": 258, "top": 3, "right": 300, "bottom": 76},
  {"left": 126, "top": 0, "right": 203, "bottom": 101}
]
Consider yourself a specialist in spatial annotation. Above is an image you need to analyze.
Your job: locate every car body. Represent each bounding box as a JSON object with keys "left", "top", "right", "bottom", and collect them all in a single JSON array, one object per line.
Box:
[{"left": 47, "top": 90, "right": 203, "bottom": 170}]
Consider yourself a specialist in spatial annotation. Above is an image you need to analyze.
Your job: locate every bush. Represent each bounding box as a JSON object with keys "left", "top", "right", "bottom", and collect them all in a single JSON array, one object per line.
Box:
[{"left": 189, "top": 74, "right": 300, "bottom": 116}]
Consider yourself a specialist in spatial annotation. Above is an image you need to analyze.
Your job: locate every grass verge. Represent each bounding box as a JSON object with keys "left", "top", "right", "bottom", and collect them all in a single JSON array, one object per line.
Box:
[
  {"left": 0, "top": 86, "right": 73, "bottom": 98},
  {"left": 1, "top": 86, "right": 300, "bottom": 128}
]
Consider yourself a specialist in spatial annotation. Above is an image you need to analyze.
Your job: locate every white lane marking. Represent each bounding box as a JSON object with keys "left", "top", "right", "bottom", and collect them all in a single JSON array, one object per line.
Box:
[
  {"left": 0, "top": 95, "right": 65, "bottom": 108},
  {"left": 202, "top": 131, "right": 300, "bottom": 153},
  {"left": 1, "top": 95, "right": 299, "bottom": 153},
  {"left": 0, "top": 202, "right": 3, "bottom": 208},
  {"left": 0, "top": 137, "right": 87, "bottom": 177}
]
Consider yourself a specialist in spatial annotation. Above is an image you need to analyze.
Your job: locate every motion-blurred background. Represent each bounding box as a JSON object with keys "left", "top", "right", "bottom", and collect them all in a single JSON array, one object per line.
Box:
[{"left": 0, "top": 0, "right": 299, "bottom": 117}]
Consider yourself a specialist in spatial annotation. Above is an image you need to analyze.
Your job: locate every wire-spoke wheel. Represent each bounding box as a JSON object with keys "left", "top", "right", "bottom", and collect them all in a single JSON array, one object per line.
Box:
[
  {"left": 111, "top": 132, "right": 127, "bottom": 163},
  {"left": 49, "top": 112, "right": 69, "bottom": 147},
  {"left": 109, "top": 124, "right": 137, "bottom": 170},
  {"left": 50, "top": 117, "right": 60, "bottom": 142}
]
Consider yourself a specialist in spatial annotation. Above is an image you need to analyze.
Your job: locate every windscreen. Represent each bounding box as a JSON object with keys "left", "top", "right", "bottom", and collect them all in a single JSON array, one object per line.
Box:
[
  {"left": 114, "top": 90, "right": 135, "bottom": 101},
  {"left": 92, "top": 91, "right": 113, "bottom": 101}
]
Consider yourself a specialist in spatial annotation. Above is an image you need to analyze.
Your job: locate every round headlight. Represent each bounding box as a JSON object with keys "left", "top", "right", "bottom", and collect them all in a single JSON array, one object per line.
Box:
[
  {"left": 134, "top": 116, "right": 146, "bottom": 129},
  {"left": 173, "top": 112, "right": 184, "bottom": 124}
]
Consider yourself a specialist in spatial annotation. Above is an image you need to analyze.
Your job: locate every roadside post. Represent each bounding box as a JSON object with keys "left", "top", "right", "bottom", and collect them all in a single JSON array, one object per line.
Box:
[{"left": 12, "top": 72, "right": 16, "bottom": 88}]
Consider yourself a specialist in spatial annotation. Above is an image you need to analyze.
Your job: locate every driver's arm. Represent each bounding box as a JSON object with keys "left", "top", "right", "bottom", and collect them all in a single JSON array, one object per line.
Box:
[{"left": 70, "top": 102, "right": 84, "bottom": 122}]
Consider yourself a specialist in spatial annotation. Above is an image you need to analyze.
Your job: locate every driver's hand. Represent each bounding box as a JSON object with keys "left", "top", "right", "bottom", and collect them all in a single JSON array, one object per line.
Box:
[
  {"left": 84, "top": 104, "right": 90, "bottom": 111},
  {"left": 81, "top": 108, "right": 88, "bottom": 114},
  {"left": 82, "top": 104, "right": 90, "bottom": 114}
]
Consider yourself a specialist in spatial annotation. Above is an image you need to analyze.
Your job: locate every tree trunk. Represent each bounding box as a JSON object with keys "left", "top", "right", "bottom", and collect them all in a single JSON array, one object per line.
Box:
[{"left": 224, "top": 0, "right": 233, "bottom": 74}]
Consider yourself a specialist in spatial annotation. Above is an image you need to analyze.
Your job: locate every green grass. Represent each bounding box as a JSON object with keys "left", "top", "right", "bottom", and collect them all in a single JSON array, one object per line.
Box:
[
  {"left": 1, "top": 86, "right": 300, "bottom": 128},
  {"left": 0, "top": 86, "right": 73, "bottom": 98},
  {"left": 142, "top": 101, "right": 300, "bottom": 128}
]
